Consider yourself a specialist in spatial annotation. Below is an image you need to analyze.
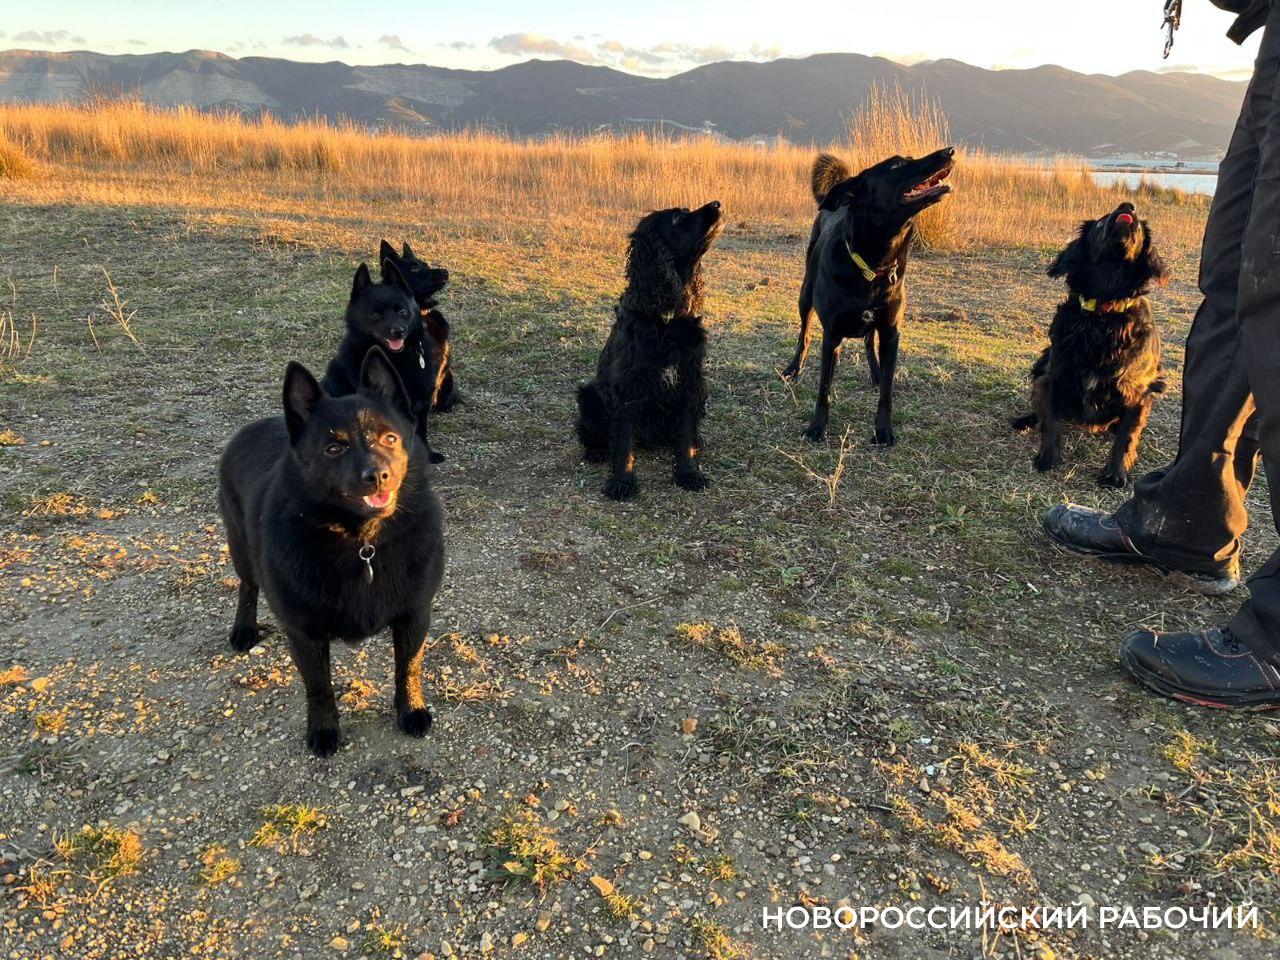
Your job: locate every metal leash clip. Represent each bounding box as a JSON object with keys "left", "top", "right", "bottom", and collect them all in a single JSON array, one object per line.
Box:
[{"left": 359, "top": 543, "right": 376, "bottom": 584}]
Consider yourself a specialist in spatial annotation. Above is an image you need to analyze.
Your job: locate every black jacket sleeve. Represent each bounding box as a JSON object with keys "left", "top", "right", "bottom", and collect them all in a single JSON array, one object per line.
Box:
[{"left": 1209, "top": 0, "right": 1270, "bottom": 43}]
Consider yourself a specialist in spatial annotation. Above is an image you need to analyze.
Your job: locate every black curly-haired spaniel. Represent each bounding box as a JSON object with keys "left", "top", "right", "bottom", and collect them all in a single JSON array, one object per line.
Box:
[
  {"left": 577, "top": 201, "right": 723, "bottom": 501},
  {"left": 1012, "top": 201, "right": 1171, "bottom": 487}
]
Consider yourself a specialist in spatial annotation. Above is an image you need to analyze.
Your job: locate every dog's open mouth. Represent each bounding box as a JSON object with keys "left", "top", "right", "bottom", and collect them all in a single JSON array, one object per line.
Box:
[
  {"left": 902, "top": 165, "right": 953, "bottom": 205},
  {"left": 362, "top": 489, "right": 396, "bottom": 511},
  {"left": 383, "top": 337, "right": 406, "bottom": 353}
]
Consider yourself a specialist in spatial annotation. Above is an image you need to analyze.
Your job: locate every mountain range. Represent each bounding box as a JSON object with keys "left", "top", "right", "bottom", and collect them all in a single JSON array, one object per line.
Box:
[{"left": 0, "top": 48, "right": 1248, "bottom": 159}]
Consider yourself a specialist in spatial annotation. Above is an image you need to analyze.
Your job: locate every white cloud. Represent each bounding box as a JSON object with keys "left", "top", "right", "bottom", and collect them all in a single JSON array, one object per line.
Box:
[
  {"left": 490, "top": 32, "right": 598, "bottom": 64},
  {"left": 12, "top": 29, "right": 86, "bottom": 46},
  {"left": 379, "top": 34, "right": 411, "bottom": 54},
  {"left": 282, "top": 33, "right": 351, "bottom": 50}
]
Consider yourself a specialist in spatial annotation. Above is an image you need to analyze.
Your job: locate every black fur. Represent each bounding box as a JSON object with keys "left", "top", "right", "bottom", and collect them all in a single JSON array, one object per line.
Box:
[
  {"left": 576, "top": 201, "right": 724, "bottom": 501},
  {"left": 783, "top": 147, "right": 955, "bottom": 446},
  {"left": 219, "top": 348, "right": 446, "bottom": 757},
  {"left": 379, "top": 239, "right": 459, "bottom": 413},
  {"left": 321, "top": 260, "right": 446, "bottom": 463},
  {"left": 1013, "top": 202, "right": 1170, "bottom": 487}
]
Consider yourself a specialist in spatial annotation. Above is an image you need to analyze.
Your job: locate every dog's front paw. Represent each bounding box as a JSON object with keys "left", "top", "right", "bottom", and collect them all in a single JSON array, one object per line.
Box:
[
  {"left": 306, "top": 725, "right": 341, "bottom": 758},
  {"left": 871, "top": 426, "right": 896, "bottom": 447},
  {"left": 397, "top": 707, "right": 433, "bottom": 738},
  {"left": 1097, "top": 469, "right": 1129, "bottom": 489},
  {"left": 603, "top": 474, "right": 637, "bottom": 501},
  {"left": 674, "top": 468, "right": 711, "bottom": 492},
  {"left": 1032, "top": 450, "right": 1058, "bottom": 473},
  {"left": 228, "top": 624, "right": 259, "bottom": 652},
  {"left": 802, "top": 424, "right": 826, "bottom": 443}
]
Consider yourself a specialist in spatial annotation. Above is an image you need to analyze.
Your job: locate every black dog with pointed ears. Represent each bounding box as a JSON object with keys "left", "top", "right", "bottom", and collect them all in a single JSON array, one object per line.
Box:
[
  {"left": 577, "top": 201, "right": 724, "bottom": 501},
  {"left": 783, "top": 148, "right": 955, "bottom": 446},
  {"left": 219, "top": 348, "right": 445, "bottom": 757},
  {"left": 322, "top": 259, "right": 445, "bottom": 463},
  {"left": 1013, "top": 202, "right": 1170, "bottom": 488},
  {"left": 378, "top": 240, "right": 459, "bottom": 413}
]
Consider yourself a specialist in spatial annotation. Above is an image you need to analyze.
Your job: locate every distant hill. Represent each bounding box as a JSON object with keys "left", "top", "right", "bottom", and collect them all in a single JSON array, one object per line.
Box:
[{"left": 0, "top": 48, "right": 1246, "bottom": 159}]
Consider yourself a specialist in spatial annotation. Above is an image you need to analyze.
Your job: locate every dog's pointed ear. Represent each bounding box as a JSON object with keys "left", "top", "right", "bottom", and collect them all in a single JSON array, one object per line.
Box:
[
  {"left": 1139, "top": 222, "right": 1172, "bottom": 287},
  {"left": 381, "top": 254, "right": 411, "bottom": 293},
  {"left": 621, "top": 217, "right": 683, "bottom": 316},
  {"left": 359, "top": 347, "right": 414, "bottom": 422},
  {"left": 378, "top": 239, "right": 399, "bottom": 268},
  {"left": 818, "top": 176, "right": 866, "bottom": 212},
  {"left": 1047, "top": 221, "right": 1091, "bottom": 279},
  {"left": 283, "top": 362, "right": 324, "bottom": 443},
  {"left": 401, "top": 241, "right": 415, "bottom": 260},
  {"left": 351, "top": 263, "right": 372, "bottom": 299}
]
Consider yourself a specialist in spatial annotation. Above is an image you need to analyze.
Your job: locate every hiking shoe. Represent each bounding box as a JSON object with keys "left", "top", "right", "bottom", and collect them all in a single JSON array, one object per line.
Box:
[
  {"left": 1042, "top": 504, "right": 1239, "bottom": 597},
  {"left": 1120, "top": 627, "right": 1280, "bottom": 710}
]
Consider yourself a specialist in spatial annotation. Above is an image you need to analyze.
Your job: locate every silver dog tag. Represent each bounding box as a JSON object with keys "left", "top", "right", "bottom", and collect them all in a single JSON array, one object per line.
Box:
[{"left": 359, "top": 544, "right": 375, "bottom": 584}]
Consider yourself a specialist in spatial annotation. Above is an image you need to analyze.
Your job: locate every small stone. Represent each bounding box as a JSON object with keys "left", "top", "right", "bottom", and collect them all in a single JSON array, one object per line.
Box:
[
  {"left": 29, "top": 676, "right": 51, "bottom": 692},
  {"left": 680, "top": 718, "right": 698, "bottom": 735},
  {"left": 590, "top": 875, "right": 615, "bottom": 898},
  {"left": 678, "top": 811, "right": 701, "bottom": 832},
  {"left": 328, "top": 936, "right": 349, "bottom": 951},
  {"left": 535, "top": 912, "right": 552, "bottom": 933},
  {"left": 511, "top": 932, "right": 529, "bottom": 948},
  {"left": 479, "top": 932, "right": 493, "bottom": 953}
]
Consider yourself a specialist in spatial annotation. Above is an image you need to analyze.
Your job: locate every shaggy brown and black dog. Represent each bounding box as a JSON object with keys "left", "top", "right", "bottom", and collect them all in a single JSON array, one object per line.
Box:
[
  {"left": 783, "top": 148, "right": 954, "bottom": 446},
  {"left": 1013, "top": 202, "right": 1171, "bottom": 487},
  {"left": 576, "top": 201, "right": 723, "bottom": 501}
]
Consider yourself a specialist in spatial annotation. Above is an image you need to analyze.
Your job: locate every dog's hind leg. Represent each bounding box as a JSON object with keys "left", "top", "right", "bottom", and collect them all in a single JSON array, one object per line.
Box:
[
  {"left": 1098, "top": 398, "right": 1152, "bottom": 488},
  {"left": 781, "top": 289, "right": 814, "bottom": 381},
  {"left": 803, "top": 331, "right": 842, "bottom": 442},
  {"left": 871, "top": 326, "right": 899, "bottom": 446},
  {"left": 286, "top": 632, "right": 340, "bottom": 758},
  {"left": 865, "top": 330, "right": 881, "bottom": 386},
  {"left": 576, "top": 383, "right": 610, "bottom": 463},
  {"left": 392, "top": 612, "right": 433, "bottom": 737}
]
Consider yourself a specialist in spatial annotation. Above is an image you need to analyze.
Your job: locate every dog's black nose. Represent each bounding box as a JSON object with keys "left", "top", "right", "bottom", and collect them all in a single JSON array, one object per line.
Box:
[
  {"left": 1118, "top": 202, "right": 1135, "bottom": 214},
  {"left": 390, "top": 328, "right": 406, "bottom": 338},
  {"left": 361, "top": 466, "right": 390, "bottom": 485},
  {"left": 709, "top": 200, "right": 721, "bottom": 209},
  {"left": 943, "top": 146, "right": 956, "bottom": 158}
]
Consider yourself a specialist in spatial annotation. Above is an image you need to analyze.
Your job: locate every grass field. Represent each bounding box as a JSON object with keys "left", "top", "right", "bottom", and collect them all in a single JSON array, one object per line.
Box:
[{"left": 1, "top": 99, "right": 1277, "bottom": 960}]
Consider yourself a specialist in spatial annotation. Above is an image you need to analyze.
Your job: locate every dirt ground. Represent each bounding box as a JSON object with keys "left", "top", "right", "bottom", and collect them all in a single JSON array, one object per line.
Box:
[{"left": 2, "top": 185, "right": 1278, "bottom": 960}]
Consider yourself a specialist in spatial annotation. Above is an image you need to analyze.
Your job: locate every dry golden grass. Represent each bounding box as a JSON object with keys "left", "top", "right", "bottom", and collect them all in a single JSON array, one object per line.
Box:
[{"left": 0, "top": 94, "right": 1209, "bottom": 254}]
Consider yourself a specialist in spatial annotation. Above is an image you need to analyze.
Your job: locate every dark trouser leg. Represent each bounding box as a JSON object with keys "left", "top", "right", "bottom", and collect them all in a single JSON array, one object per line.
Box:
[
  {"left": 1113, "top": 33, "right": 1273, "bottom": 575},
  {"left": 1229, "top": 10, "right": 1280, "bottom": 661}
]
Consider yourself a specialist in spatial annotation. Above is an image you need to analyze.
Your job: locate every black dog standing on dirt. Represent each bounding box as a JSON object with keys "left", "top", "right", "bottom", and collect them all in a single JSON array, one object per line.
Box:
[
  {"left": 577, "top": 201, "right": 724, "bottom": 501},
  {"left": 1012, "top": 202, "right": 1170, "bottom": 487},
  {"left": 783, "top": 148, "right": 955, "bottom": 446},
  {"left": 378, "top": 239, "right": 459, "bottom": 413},
  {"left": 322, "top": 260, "right": 446, "bottom": 463},
  {"left": 219, "top": 348, "right": 446, "bottom": 757}
]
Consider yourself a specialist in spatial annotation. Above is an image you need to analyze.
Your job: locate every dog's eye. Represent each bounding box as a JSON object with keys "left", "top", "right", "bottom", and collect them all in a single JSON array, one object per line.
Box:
[
  {"left": 325, "top": 442, "right": 345, "bottom": 456},
  {"left": 381, "top": 433, "right": 399, "bottom": 447}
]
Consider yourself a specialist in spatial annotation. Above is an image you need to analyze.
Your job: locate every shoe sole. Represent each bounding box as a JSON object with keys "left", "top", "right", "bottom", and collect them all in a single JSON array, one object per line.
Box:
[
  {"left": 1042, "top": 518, "right": 1239, "bottom": 598},
  {"left": 1120, "top": 647, "right": 1280, "bottom": 711}
]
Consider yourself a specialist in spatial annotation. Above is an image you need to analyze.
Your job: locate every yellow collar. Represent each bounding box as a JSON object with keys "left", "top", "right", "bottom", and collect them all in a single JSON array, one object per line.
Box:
[
  {"left": 1078, "top": 294, "right": 1142, "bottom": 314},
  {"left": 845, "top": 240, "right": 898, "bottom": 285}
]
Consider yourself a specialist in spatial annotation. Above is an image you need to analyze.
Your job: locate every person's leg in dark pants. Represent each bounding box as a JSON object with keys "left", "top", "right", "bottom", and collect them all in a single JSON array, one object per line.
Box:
[{"left": 1120, "top": 10, "right": 1280, "bottom": 707}]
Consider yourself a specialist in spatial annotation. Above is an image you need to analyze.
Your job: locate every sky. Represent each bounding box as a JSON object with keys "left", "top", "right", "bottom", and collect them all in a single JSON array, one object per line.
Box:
[{"left": 0, "top": 1, "right": 1263, "bottom": 79}]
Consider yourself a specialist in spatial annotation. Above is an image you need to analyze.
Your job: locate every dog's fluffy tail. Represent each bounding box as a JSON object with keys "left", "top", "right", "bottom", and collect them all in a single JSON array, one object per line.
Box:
[
  {"left": 576, "top": 382, "right": 610, "bottom": 462},
  {"left": 811, "top": 153, "right": 851, "bottom": 205}
]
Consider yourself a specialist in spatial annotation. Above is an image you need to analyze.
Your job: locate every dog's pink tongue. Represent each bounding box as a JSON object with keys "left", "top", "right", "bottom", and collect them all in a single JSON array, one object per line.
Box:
[
  {"left": 386, "top": 337, "right": 405, "bottom": 352},
  {"left": 1117, "top": 213, "right": 1135, "bottom": 225}
]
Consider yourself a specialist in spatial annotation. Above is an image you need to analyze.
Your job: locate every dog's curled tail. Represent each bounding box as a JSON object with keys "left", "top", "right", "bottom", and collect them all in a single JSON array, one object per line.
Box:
[{"left": 811, "top": 153, "right": 851, "bottom": 205}]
